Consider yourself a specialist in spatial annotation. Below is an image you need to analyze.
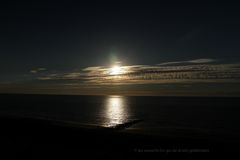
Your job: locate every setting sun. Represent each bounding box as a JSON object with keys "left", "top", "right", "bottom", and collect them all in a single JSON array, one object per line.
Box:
[{"left": 109, "top": 65, "right": 122, "bottom": 75}]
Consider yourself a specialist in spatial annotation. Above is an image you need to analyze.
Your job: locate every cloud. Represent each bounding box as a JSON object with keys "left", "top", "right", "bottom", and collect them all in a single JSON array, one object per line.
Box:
[
  {"left": 158, "top": 58, "right": 215, "bottom": 66},
  {"left": 30, "top": 68, "right": 47, "bottom": 74},
  {"left": 37, "top": 60, "right": 240, "bottom": 86},
  {"left": 30, "top": 70, "right": 38, "bottom": 74},
  {"left": 188, "top": 59, "right": 215, "bottom": 64}
]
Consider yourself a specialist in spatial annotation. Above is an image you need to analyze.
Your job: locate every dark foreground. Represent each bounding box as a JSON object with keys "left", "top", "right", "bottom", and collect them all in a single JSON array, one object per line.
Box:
[{"left": 0, "top": 114, "right": 239, "bottom": 159}]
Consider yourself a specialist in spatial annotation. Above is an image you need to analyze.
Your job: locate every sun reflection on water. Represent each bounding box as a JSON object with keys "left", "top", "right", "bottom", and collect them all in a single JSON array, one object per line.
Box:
[{"left": 102, "top": 96, "right": 129, "bottom": 127}]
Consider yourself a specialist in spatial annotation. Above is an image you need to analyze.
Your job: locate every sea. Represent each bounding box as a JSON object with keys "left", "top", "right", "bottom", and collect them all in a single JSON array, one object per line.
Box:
[{"left": 1, "top": 94, "right": 240, "bottom": 140}]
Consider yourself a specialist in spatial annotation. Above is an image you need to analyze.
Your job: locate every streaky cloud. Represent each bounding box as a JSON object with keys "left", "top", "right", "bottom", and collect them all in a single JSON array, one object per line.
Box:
[
  {"left": 158, "top": 58, "right": 216, "bottom": 66},
  {"left": 188, "top": 58, "right": 215, "bottom": 64},
  {"left": 30, "top": 67, "right": 47, "bottom": 74},
  {"left": 37, "top": 60, "right": 240, "bottom": 86}
]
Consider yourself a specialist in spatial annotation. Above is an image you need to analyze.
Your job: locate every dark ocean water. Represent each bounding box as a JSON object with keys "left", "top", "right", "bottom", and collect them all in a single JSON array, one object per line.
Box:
[{"left": 1, "top": 94, "right": 240, "bottom": 139}]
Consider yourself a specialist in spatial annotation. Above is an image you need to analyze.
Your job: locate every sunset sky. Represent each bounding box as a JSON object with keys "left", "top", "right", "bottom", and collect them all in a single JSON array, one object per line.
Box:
[{"left": 1, "top": 1, "right": 240, "bottom": 96}]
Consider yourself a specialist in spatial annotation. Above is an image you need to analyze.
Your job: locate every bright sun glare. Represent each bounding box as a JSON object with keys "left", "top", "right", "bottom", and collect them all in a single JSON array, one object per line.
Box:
[{"left": 110, "top": 65, "right": 122, "bottom": 75}]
